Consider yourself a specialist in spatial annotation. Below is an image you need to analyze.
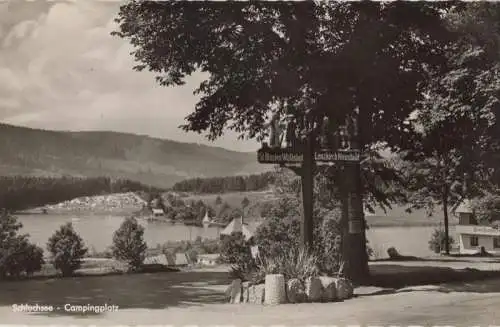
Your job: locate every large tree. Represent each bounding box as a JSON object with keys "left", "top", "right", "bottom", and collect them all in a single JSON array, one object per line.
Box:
[
  {"left": 113, "top": 1, "right": 456, "bottom": 282},
  {"left": 400, "top": 3, "right": 500, "bottom": 254}
]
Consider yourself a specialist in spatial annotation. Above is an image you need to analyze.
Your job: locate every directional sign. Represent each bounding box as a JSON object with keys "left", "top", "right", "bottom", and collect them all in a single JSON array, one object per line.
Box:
[{"left": 257, "top": 148, "right": 360, "bottom": 164}]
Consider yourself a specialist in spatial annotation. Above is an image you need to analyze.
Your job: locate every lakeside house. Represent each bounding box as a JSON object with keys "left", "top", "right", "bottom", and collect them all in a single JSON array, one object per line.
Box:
[
  {"left": 152, "top": 208, "right": 165, "bottom": 217},
  {"left": 456, "top": 199, "right": 500, "bottom": 255},
  {"left": 197, "top": 253, "right": 220, "bottom": 266},
  {"left": 220, "top": 217, "right": 254, "bottom": 241}
]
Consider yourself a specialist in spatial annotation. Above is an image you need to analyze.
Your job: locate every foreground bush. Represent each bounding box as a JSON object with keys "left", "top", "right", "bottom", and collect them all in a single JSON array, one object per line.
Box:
[
  {"left": 112, "top": 217, "right": 148, "bottom": 269},
  {"left": 0, "top": 212, "right": 44, "bottom": 279},
  {"left": 253, "top": 209, "right": 343, "bottom": 276},
  {"left": 254, "top": 247, "right": 320, "bottom": 284},
  {"left": 429, "top": 228, "right": 455, "bottom": 254},
  {"left": 220, "top": 232, "right": 255, "bottom": 276},
  {"left": 47, "top": 223, "right": 88, "bottom": 277}
]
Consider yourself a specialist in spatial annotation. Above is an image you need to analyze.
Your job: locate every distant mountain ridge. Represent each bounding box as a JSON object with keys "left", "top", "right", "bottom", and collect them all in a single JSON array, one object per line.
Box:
[{"left": 0, "top": 123, "right": 268, "bottom": 187}]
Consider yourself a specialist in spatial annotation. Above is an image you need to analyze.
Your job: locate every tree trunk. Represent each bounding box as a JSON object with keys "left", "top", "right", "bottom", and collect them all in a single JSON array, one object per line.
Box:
[
  {"left": 343, "top": 162, "right": 370, "bottom": 284},
  {"left": 300, "top": 134, "right": 315, "bottom": 252},
  {"left": 443, "top": 193, "right": 450, "bottom": 255},
  {"left": 441, "top": 155, "right": 450, "bottom": 255},
  {"left": 340, "top": 113, "right": 369, "bottom": 284}
]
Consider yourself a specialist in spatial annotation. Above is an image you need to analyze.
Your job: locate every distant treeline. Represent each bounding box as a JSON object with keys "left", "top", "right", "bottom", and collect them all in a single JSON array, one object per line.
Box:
[
  {"left": 0, "top": 176, "right": 165, "bottom": 212},
  {"left": 171, "top": 172, "right": 275, "bottom": 194}
]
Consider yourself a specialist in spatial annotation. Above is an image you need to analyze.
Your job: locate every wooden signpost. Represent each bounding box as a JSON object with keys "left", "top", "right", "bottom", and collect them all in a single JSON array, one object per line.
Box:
[{"left": 257, "top": 113, "right": 362, "bottom": 251}]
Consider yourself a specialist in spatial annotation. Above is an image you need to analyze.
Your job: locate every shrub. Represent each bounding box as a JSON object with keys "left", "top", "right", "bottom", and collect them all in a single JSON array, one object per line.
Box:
[
  {"left": 429, "top": 228, "right": 455, "bottom": 254},
  {"left": 313, "top": 211, "right": 342, "bottom": 274},
  {"left": 254, "top": 207, "right": 342, "bottom": 275},
  {"left": 20, "top": 242, "right": 45, "bottom": 276},
  {"left": 220, "top": 232, "right": 256, "bottom": 280},
  {"left": 387, "top": 246, "right": 400, "bottom": 258},
  {"left": 253, "top": 215, "right": 301, "bottom": 260},
  {"left": 47, "top": 223, "right": 88, "bottom": 277},
  {"left": 111, "top": 217, "right": 148, "bottom": 269},
  {"left": 0, "top": 213, "right": 44, "bottom": 279},
  {"left": 3, "top": 237, "right": 45, "bottom": 278},
  {"left": 220, "top": 232, "right": 255, "bottom": 268},
  {"left": 261, "top": 247, "right": 320, "bottom": 282},
  {"left": 186, "top": 248, "right": 198, "bottom": 263}
]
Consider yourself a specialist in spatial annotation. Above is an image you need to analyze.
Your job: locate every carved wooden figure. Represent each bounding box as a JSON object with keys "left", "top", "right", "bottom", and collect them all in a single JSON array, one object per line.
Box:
[
  {"left": 285, "top": 117, "right": 298, "bottom": 149},
  {"left": 268, "top": 112, "right": 283, "bottom": 148}
]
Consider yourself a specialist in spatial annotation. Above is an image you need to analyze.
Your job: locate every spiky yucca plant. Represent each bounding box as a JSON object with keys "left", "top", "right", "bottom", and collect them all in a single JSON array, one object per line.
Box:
[{"left": 254, "top": 247, "right": 320, "bottom": 283}]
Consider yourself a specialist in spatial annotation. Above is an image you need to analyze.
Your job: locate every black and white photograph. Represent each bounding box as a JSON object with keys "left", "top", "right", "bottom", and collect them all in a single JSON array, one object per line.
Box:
[{"left": 1, "top": 0, "right": 500, "bottom": 325}]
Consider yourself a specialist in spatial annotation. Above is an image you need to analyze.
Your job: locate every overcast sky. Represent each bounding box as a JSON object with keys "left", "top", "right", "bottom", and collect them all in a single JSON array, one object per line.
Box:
[{"left": 0, "top": 0, "right": 260, "bottom": 152}]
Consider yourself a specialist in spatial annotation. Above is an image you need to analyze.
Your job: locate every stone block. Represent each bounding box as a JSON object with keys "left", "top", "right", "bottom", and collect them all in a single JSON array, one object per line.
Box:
[
  {"left": 248, "top": 284, "right": 265, "bottom": 304},
  {"left": 305, "top": 276, "right": 323, "bottom": 302},
  {"left": 319, "top": 276, "right": 338, "bottom": 302},
  {"left": 334, "top": 277, "right": 354, "bottom": 300},
  {"left": 265, "top": 274, "right": 287, "bottom": 305},
  {"left": 286, "top": 278, "right": 306, "bottom": 303}
]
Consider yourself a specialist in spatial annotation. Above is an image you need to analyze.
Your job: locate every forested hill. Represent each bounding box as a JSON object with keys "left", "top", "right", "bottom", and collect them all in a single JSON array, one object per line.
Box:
[
  {"left": 171, "top": 172, "right": 276, "bottom": 193},
  {"left": 0, "top": 123, "right": 268, "bottom": 188}
]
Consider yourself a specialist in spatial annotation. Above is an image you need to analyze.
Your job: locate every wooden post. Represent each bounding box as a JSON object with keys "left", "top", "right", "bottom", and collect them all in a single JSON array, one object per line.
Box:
[{"left": 301, "top": 133, "right": 315, "bottom": 252}]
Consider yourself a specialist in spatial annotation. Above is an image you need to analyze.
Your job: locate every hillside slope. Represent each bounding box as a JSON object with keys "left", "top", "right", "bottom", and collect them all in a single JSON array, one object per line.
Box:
[{"left": 0, "top": 123, "right": 268, "bottom": 187}]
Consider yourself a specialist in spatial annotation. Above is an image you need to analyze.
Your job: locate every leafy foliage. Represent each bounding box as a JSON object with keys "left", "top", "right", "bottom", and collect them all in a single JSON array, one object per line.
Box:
[
  {"left": 219, "top": 232, "right": 255, "bottom": 270},
  {"left": 162, "top": 196, "right": 217, "bottom": 226},
  {"left": 471, "top": 193, "right": 500, "bottom": 224},
  {"left": 172, "top": 172, "right": 275, "bottom": 194},
  {"left": 160, "top": 237, "right": 220, "bottom": 259},
  {"left": 429, "top": 228, "right": 455, "bottom": 254},
  {"left": 112, "top": 217, "right": 148, "bottom": 269},
  {"left": 113, "top": 2, "right": 454, "bottom": 151},
  {"left": 241, "top": 196, "right": 250, "bottom": 209},
  {"left": 254, "top": 215, "right": 301, "bottom": 260},
  {"left": 0, "top": 212, "right": 44, "bottom": 279},
  {"left": 47, "top": 223, "right": 88, "bottom": 277},
  {"left": 255, "top": 247, "right": 320, "bottom": 283}
]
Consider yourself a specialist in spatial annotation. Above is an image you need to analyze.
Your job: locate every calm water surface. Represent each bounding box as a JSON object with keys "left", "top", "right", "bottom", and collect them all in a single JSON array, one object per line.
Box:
[{"left": 16, "top": 214, "right": 453, "bottom": 257}]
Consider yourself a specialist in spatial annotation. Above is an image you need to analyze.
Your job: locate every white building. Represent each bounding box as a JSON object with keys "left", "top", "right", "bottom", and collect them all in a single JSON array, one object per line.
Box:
[
  {"left": 456, "top": 199, "right": 500, "bottom": 255},
  {"left": 197, "top": 254, "right": 220, "bottom": 266},
  {"left": 220, "top": 217, "right": 254, "bottom": 241},
  {"left": 152, "top": 208, "right": 165, "bottom": 217}
]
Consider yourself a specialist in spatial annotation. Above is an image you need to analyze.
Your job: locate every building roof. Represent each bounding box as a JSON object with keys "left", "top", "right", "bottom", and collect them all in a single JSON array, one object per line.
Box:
[
  {"left": 456, "top": 199, "right": 473, "bottom": 214},
  {"left": 197, "top": 254, "right": 220, "bottom": 260},
  {"left": 220, "top": 217, "right": 254, "bottom": 241},
  {"left": 152, "top": 208, "right": 164, "bottom": 214},
  {"left": 175, "top": 252, "right": 189, "bottom": 265}
]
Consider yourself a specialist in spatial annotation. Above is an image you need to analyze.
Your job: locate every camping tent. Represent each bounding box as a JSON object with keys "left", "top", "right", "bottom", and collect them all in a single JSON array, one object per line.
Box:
[{"left": 220, "top": 217, "right": 254, "bottom": 241}]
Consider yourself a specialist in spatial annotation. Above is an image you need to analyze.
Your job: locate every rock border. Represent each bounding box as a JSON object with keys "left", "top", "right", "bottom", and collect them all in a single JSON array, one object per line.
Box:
[{"left": 226, "top": 274, "right": 354, "bottom": 304}]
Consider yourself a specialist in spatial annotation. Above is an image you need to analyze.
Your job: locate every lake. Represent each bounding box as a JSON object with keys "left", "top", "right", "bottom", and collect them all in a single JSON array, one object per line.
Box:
[{"left": 16, "top": 214, "right": 453, "bottom": 258}]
